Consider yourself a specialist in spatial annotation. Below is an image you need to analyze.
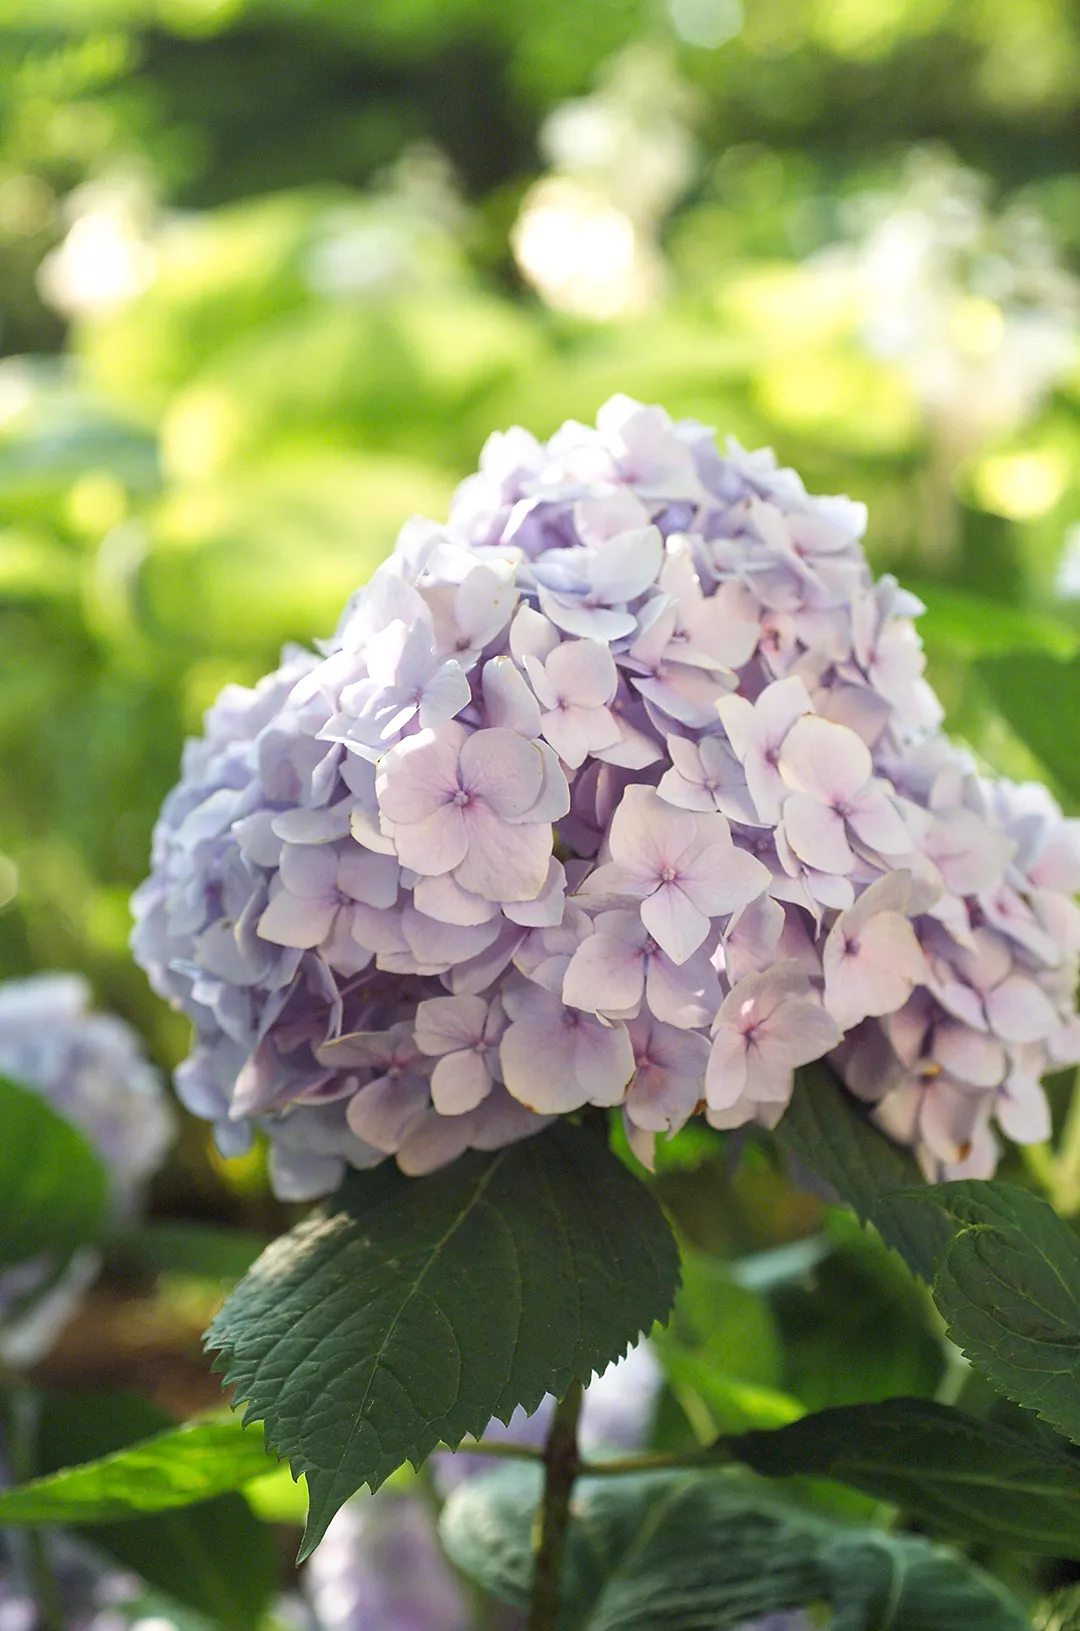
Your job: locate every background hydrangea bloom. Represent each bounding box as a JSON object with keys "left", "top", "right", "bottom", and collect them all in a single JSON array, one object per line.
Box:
[
  {"left": 132, "top": 396, "right": 1080, "bottom": 1195},
  {"left": 0, "top": 974, "right": 175, "bottom": 1363}
]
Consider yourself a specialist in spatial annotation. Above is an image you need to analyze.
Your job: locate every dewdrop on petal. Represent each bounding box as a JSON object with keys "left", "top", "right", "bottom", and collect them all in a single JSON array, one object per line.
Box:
[{"left": 132, "top": 395, "right": 1080, "bottom": 1198}]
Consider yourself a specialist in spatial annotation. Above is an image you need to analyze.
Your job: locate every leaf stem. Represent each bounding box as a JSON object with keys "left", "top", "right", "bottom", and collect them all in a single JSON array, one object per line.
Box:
[
  {"left": 527, "top": 1379, "right": 583, "bottom": 1631},
  {"left": 452, "top": 1438, "right": 732, "bottom": 1478}
]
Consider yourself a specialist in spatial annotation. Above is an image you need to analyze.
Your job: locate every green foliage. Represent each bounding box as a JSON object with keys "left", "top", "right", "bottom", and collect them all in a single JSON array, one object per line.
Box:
[
  {"left": 769, "top": 1225, "right": 945, "bottom": 1410},
  {"left": 207, "top": 1122, "right": 680, "bottom": 1556},
  {"left": 977, "top": 654, "right": 1080, "bottom": 804},
  {"left": 877, "top": 1182, "right": 1080, "bottom": 1443},
  {"left": 0, "top": 1418, "right": 274, "bottom": 1524},
  {"left": 440, "top": 1464, "right": 1029, "bottom": 1630},
  {"left": 776, "top": 1062, "right": 947, "bottom": 1279},
  {"left": 121, "top": 1220, "right": 267, "bottom": 1281},
  {"left": 730, "top": 1396, "right": 1080, "bottom": 1554},
  {"left": 0, "top": 1071, "right": 110, "bottom": 1268},
  {"left": 34, "top": 1391, "right": 277, "bottom": 1631}
]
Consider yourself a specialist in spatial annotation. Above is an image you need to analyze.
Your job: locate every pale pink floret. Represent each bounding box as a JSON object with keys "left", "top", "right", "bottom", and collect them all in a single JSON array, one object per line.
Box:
[
  {"left": 705, "top": 963, "right": 842, "bottom": 1127},
  {"left": 928, "top": 926, "right": 1059, "bottom": 1044},
  {"left": 658, "top": 733, "right": 760, "bottom": 827},
  {"left": 562, "top": 908, "right": 721, "bottom": 1029},
  {"left": 414, "top": 994, "right": 506, "bottom": 1114},
  {"left": 376, "top": 722, "right": 563, "bottom": 902},
  {"left": 822, "top": 871, "right": 930, "bottom": 1032},
  {"left": 778, "top": 714, "right": 913, "bottom": 875},
  {"left": 716, "top": 676, "right": 813, "bottom": 825},
  {"left": 512, "top": 615, "right": 622, "bottom": 768},
  {"left": 258, "top": 840, "right": 399, "bottom": 951},
  {"left": 581, "top": 785, "right": 770, "bottom": 965},
  {"left": 499, "top": 982, "right": 634, "bottom": 1114},
  {"left": 624, "top": 1017, "right": 709, "bottom": 1133}
]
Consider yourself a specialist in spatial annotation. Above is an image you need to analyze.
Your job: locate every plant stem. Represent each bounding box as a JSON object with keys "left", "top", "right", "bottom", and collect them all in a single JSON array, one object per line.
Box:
[
  {"left": 0, "top": 1387, "right": 63, "bottom": 1631},
  {"left": 527, "top": 1379, "right": 583, "bottom": 1631},
  {"left": 451, "top": 1438, "right": 544, "bottom": 1463}
]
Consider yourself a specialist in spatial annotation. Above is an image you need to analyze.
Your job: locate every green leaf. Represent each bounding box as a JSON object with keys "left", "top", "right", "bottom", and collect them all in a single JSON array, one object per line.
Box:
[
  {"left": 0, "top": 1072, "right": 110, "bottom": 1267},
  {"left": 874, "top": 1181, "right": 1080, "bottom": 1443},
  {"left": 120, "top": 1220, "right": 267, "bottom": 1281},
  {"left": 206, "top": 1121, "right": 680, "bottom": 1558},
  {"left": 440, "top": 1465, "right": 1028, "bottom": 1630},
  {"left": 911, "top": 583, "right": 1080, "bottom": 661},
  {"left": 775, "top": 1062, "right": 947, "bottom": 1279},
  {"left": 0, "top": 1418, "right": 276, "bottom": 1524},
  {"left": 730, "top": 1396, "right": 1080, "bottom": 1554},
  {"left": 770, "top": 1223, "right": 945, "bottom": 1411},
  {"left": 977, "top": 653, "right": 1080, "bottom": 803},
  {"left": 1035, "top": 1583, "right": 1080, "bottom": 1629},
  {"left": 34, "top": 1392, "right": 277, "bottom": 1631}
]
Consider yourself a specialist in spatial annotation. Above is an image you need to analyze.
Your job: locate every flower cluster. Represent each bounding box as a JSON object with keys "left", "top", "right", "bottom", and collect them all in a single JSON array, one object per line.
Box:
[
  {"left": 0, "top": 974, "right": 174, "bottom": 1361},
  {"left": 132, "top": 395, "right": 1080, "bottom": 1198}
]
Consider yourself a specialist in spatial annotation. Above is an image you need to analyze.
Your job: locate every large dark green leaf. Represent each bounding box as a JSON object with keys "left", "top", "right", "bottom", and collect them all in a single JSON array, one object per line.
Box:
[
  {"left": 35, "top": 1392, "right": 277, "bottom": 1631},
  {"left": 0, "top": 1418, "right": 275, "bottom": 1524},
  {"left": 0, "top": 1072, "right": 110, "bottom": 1267},
  {"left": 874, "top": 1181, "right": 1080, "bottom": 1444},
  {"left": 440, "top": 1465, "right": 1028, "bottom": 1631},
  {"left": 730, "top": 1396, "right": 1080, "bottom": 1553},
  {"left": 207, "top": 1121, "right": 680, "bottom": 1557},
  {"left": 775, "top": 1062, "right": 946, "bottom": 1280},
  {"left": 977, "top": 653, "right": 1080, "bottom": 804}
]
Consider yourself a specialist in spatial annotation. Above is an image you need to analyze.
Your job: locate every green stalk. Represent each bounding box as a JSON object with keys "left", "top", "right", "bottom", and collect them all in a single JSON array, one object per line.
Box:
[{"left": 527, "top": 1379, "right": 584, "bottom": 1631}]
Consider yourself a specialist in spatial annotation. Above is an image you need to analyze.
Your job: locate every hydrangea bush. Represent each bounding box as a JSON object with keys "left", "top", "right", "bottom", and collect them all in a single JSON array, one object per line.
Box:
[
  {"left": 10, "top": 398, "right": 1080, "bottom": 1631},
  {"left": 132, "top": 394, "right": 1080, "bottom": 1197}
]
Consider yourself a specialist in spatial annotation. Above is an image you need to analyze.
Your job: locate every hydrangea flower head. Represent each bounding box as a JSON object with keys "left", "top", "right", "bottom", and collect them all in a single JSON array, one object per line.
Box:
[
  {"left": 132, "top": 396, "right": 1080, "bottom": 1196},
  {"left": 0, "top": 973, "right": 174, "bottom": 1361}
]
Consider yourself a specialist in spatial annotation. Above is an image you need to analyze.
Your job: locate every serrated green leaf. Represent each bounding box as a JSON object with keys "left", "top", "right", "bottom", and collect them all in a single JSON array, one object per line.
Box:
[
  {"left": 206, "top": 1121, "right": 680, "bottom": 1558},
  {"left": 0, "top": 1418, "right": 275, "bottom": 1524},
  {"left": 874, "top": 1180, "right": 1080, "bottom": 1443},
  {"left": 439, "top": 1465, "right": 1028, "bottom": 1631},
  {"left": 730, "top": 1396, "right": 1080, "bottom": 1553},
  {"left": 977, "top": 653, "right": 1080, "bottom": 803},
  {"left": 34, "top": 1392, "right": 277, "bottom": 1631},
  {"left": 0, "top": 1072, "right": 110, "bottom": 1267},
  {"left": 775, "top": 1062, "right": 946, "bottom": 1279}
]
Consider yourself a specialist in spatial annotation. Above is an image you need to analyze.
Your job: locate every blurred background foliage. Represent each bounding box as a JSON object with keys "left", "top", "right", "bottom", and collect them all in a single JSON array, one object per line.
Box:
[{"left": 4, "top": 0, "right": 1080, "bottom": 1228}]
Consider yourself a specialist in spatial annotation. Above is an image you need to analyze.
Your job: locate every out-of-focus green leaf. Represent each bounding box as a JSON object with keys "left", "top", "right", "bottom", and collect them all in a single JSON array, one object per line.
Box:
[
  {"left": 0, "top": 1072, "right": 110, "bottom": 1268},
  {"left": 914, "top": 583, "right": 1079, "bottom": 659},
  {"left": 35, "top": 1392, "right": 277, "bottom": 1631},
  {"left": 0, "top": 1418, "right": 275, "bottom": 1524},
  {"left": 121, "top": 1220, "right": 267, "bottom": 1281},
  {"left": 977, "top": 653, "right": 1080, "bottom": 803}
]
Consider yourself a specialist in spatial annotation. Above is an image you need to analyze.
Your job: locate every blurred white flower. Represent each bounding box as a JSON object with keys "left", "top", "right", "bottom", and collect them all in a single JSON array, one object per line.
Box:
[
  {"left": 513, "top": 46, "right": 697, "bottom": 320},
  {"left": 823, "top": 149, "right": 1080, "bottom": 455},
  {"left": 38, "top": 175, "right": 158, "bottom": 318}
]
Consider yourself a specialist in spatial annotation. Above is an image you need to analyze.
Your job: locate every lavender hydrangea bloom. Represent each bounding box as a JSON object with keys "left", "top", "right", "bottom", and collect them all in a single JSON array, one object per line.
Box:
[
  {"left": 132, "top": 396, "right": 1080, "bottom": 1192},
  {"left": 0, "top": 974, "right": 174, "bottom": 1363}
]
